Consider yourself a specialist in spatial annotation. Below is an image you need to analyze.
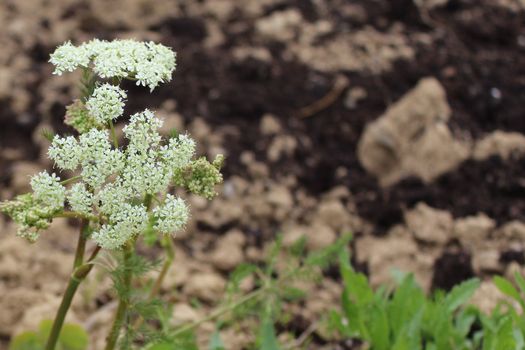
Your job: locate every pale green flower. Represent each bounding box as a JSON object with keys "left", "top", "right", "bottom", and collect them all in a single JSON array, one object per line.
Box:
[
  {"left": 92, "top": 203, "right": 148, "bottom": 249},
  {"left": 86, "top": 84, "right": 127, "bottom": 124},
  {"left": 30, "top": 172, "right": 66, "bottom": 210},
  {"left": 67, "top": 183, "right": 93, "bottom": 215},
  {"left": 48, "top": 135, "right": 82, "bottom": 171},
  {"left": 153, "top": 194, "right": 189, "bottom": 234}
]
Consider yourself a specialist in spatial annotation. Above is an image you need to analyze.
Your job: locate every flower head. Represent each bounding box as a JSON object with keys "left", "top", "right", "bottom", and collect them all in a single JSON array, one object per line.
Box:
[
  {"left": 49, "top": 39, "right": 176, "bottom": 91},
  {"left": 48, "top": 135, "right": 82, "bottom": 171},
  {"left": 92, "top": 203, "right": 148, "bottom": 249},
  {"left": 86, "top": 84, "right": 127, "bottom": 124},
  {"left": 160, "top": 134, "right": 196, "bottom": 169},
  {"left": 153, "top": 194, "right": 189, "bottom": 234},
  {"left": 30, "top": 172, "right": 66, "bottom": 210},
  {"left": 67, "top": 183, "right": 93, "bottom": 215},
  {"left": 123, "top": 109, "right": 163, "bottom": 154},
  {"left": 49, "top": 41, "right": 90, "bottom": 75}
]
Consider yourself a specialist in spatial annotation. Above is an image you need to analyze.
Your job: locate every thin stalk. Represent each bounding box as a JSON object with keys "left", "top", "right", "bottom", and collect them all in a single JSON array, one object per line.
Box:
[
  {"left": 132, "top": 236, "right": 175, "bottom": 330},
  {"left": 55, "top": 211, "right": 97, "bottom": 221},
  {"left": 172, "top": 288, "right": 266, "bottom": 337},
  {"left": 60, "top": 175, "right": 82, "bottom": 186},
  {"left": 109, "top": 119, "right": 119, "bottom": 149},
  {"left": 149, "top": 236, "right": 175, "bottom": 298},
  {"left": 45, "top": 223, "right": 100, "bottom": 350},
  {"left": 105, "top": 242, "right": 134, "bottom": 350}
]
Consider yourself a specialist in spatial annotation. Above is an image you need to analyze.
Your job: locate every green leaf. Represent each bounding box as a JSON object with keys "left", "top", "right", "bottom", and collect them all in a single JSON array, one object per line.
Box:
[
  {"left": 227, "top": 263, "right": 258, "bottom": 294},
  {"left": 281, "top": 286, "right": 307, "bottom": 301},
  {"left": 443, "top": 278, "right": 480, "bottom": 313},
  {"left": 514, "top": 272, "right": 525, "bottom": 296},
  {"left": 260, "top": 316, "right": 281, "bottom": 350},
  {"left": 493, "top": 316, "right": 516, "bottom": 350},
  {"left": 305, "top": 234, "right": 352, "bottom": 269},
  {"left": 9, "top": 331, "right": 41, "bottom": 350},
  {"left": 148, "top": 342, "right": 175, "bottom": 350},
  {"left": 493, "top": 276, "right": 522, "bottom": 305},
  {"left": 339, "top": 249, "right": 373, "bottom": 304},
  {"left": 367, "top": 304, "right": 390, "bottom": 350},
  {"left": 208, "top": 329, "right": 226, "bottom": 350},
  {"left": 59, "top": 323, "right": 88, "bottom": 350}
]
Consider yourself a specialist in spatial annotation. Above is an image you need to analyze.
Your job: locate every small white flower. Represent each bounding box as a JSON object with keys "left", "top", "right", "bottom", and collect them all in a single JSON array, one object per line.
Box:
[
  {"left": 50, "top": 39, "right": 177, "bottom": 91},
  {"left": 49, "top": 41, "right": 90, "bottom": 75},
  {"left": 97, "top": 181, "right": 132, "bottom": 216},
  {"left": 86, "top": 84, "right": 127, "bottom": 124},
  {"left": 135, "top": 42, "right": 177, "bottom": 91},
  {"left": 123, "top": 109, "right": 163, "bottom": 153},
  {"left": 79, "top": 129, "right": 112, "bottom": 162},
  {"left": 78, "top": 129, "right": 125, "bottom": 188},
  {"left": 48, "top": 135, "right": 82, "bottom": 170},
  {"left": 160, "top": 134, "right": 196, "bottom": 169},
  {"left": 121, "top": 151, "right": 171, "bottom": 195},
  {"left": 30, "top": 172, "right": 66, "bottom": 210},
  {"left": 92, "top": 203, "right": 148, "bottom": 249},
  {"left": 68, "top": 183, "right": 93, "bottom": 215},
  {"left": 153, "top": 194, "right": 189, "bottom": 234}
]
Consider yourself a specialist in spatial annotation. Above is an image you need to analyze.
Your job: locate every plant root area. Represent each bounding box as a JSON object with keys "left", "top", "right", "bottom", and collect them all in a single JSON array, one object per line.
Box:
[{"left": 1, "top": 0, "right": 525, "bottom": 349}]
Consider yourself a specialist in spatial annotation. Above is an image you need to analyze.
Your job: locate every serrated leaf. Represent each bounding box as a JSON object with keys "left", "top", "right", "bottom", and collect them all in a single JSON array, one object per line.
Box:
[
  {"left": 227, "top": 263, "right": 258, "bottom": 294},
  {"left": 208, "top": 329, "right": 226, "bottom": 350},
  {"left": 514, "top": 272, "right": 525, "bottom": 296},
  {"left": 281, "top": 286, "right": 306, "bottom": 300},
  {"left": 59, "top": 323, "right": 88, "bottom": 350},
  {"left": 339, "top": 249, "right": 373, "bottom": 304},
  {"left": 368, "top": 304, "right": 390, "bottom": 350},
  {"left": 9, "top": 331, "right": 41, "bottom": 350},
  {"left": 443, "top": 278, "right": 480, "bottom": 313},
  {"left": 493, "top": 276, "right": 522, "bottom": 305},
  {"left": 493, "top": 316, "right": 516, "bottom": 350},
  {"left": 260, "top": 316, "right": 281, "bottom": 350}
]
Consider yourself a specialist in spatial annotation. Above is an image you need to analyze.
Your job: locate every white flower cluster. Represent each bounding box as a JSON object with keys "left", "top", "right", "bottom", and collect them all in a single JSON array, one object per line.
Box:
[
  {"left": 49, "top": 39, "right": 176, "bottom": 91},
  {"left": 92, "top": 203, "right": 149, "bottom": 249},
  {"left": 1, "top": 39, "right": 223, "bottom": 248},
  {"left": 86, "top": 84, "right": 127, "bottom": 124},
  {"left": 153, "top": 194, "right": 189, "bottom": 234},
  {"left": 49, "top": 41, "right": 90, "bottom": 75},
  {"left": 30, "top": 172, "right": 66, "bottom": 210},
  {"left": 48, "top": 135, "right": 82, "bottom": 170},
  {"left": 67, "top": 183, "right": 93, "bottom": 216},
  {"left": 50, "top": 129, "right": 125, "bottom": 188},
  {"left": 160, "top": 134, "right": 196, "bottom": 168}
]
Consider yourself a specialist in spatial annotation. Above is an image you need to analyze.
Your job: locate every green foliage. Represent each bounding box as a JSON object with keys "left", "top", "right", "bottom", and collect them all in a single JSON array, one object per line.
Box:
[
  {"left": 332, "top": 248, "right": 525, "bottom": 350},
  {"left": 208, "top": 328, "right": 226, "bottom": 350},
  {"left": 9, "top": 320, "right": 88, "bottom": 350},
  {"left": 138, "top": 234, "right": 352, "bottom": 350},
  {"left": 259, "top": 315, "right": 281, "bottom": 350}
]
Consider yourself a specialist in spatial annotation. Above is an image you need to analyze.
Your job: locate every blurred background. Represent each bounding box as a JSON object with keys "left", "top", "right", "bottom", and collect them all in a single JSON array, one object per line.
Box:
[{"left": 0, "top": 0, "right": 524, "bottom": 348}]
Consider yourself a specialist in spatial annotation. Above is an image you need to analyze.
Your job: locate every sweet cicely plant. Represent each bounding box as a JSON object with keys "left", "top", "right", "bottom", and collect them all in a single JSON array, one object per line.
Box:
[{"left": 1, "top": 39, "right": 223, "bottom": 350}]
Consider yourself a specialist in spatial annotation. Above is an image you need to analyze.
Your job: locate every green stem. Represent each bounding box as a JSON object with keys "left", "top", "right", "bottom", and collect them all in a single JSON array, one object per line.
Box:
[
  {"left": 45, "top": 277, "right": 82, "bottom": 350},
  {"left": 132, "top": 236, "right": 175, "bottom": 331},
  {"left": 45, "top": 224, "right": 99, "bottom": 350},
  {"left": 60, "top": 175, "right": 82, "bottom": 186},
  {"left": 105, "top": 243, "right": 134, "bottom": 350},
  {"left": 172, "top": 288, "right": 265, "bottom": 337},
  {"left": 55, "top": 211, "right": 97, "bottom": 221},
  {"left": 109, "top": 119, "right": 119, "bottom": 149}
]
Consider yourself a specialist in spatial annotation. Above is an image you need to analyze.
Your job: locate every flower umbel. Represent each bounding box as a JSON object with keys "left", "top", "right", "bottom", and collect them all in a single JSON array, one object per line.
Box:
[
  {"left": 4, "top": 38, "right": 223, "bottom": 248},
  {"left": 49, "top": 39, "right": 176, "bottom": 91},
  {"left": 86, "top": 83, "right": 127, "bottom": 124},
  {"left": 153, "top": 194, "right": 189, "bottom": 234}
]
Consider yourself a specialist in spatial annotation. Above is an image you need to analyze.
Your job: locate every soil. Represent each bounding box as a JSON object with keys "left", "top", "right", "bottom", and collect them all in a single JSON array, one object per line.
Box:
[{"left": 1, "top": 0, "right": 525, "bottom": 349}]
